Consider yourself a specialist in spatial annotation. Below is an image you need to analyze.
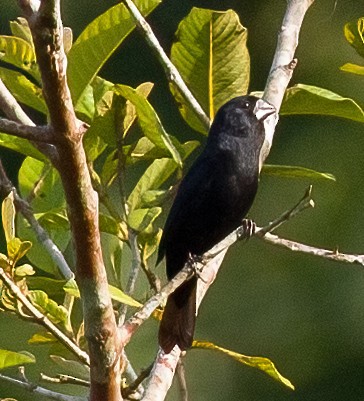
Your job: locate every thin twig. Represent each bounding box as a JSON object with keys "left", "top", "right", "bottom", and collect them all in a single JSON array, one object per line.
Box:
[
  {"left": 123, "top": 362, "right": 153, "bottom": 398},
  {"left": 0, "top": 266, "right": 90, "bottom": 365},
  {"left": 123, "top": 0, "right": 210, "bottom": 130},
  {"left": 0, "top": 161, "right": 74, "bottom": 280},
  {"left": 0, "top": 373, "right": 86, "bottom": 401},
  {"left": 40, "top": 373, "right": 90, "bottom": 387}
]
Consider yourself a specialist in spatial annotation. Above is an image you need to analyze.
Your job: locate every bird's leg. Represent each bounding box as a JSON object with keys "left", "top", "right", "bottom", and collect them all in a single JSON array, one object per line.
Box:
[
  {"left": 187, "top": 253, "right": 208, "bottom": 283},
  {"left": 237, "top": 219, "right": 256, "bottom": 241}
]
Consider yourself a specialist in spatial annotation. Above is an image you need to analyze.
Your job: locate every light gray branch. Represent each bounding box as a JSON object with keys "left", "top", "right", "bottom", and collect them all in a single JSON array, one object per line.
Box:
[
  {"left": 0, "top": 373, "right": 86, "bottom": 401},
  {"left": 0, "top": 118, "right": 54, "bottom": 142},
  {"left": 123, "top": 0, "right": 210, "bottom": 130}
]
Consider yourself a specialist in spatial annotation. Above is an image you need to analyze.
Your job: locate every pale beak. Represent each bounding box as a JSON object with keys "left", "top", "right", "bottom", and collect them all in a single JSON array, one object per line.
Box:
[{"left": 254, "top": 98, "right": 279, "bottom": 172}]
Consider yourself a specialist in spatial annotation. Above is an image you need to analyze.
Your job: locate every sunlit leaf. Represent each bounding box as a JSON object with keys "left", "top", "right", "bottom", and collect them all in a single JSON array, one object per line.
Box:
[
  {"left": 2, "top": 192, "right": 16, "bottom": 243},
  {"left": 99, "top": 213, "right": 128, "bottom": 241},
  {"left": 114, "top": 84, "right": 182, "bottom": 165},
  {"left": 340, "top": 63, "right": 364, "bottom": 76},
  {"left": 67, "top": 0, "right": 161, "bottom": 105},
  {"left": 127, "top": 207, "right": 162, "bottom": 232},
  {"left": 7, "top": 237, "right": 32, "bottom": 264},
  {"left": 0, "top": 349, "right": 35, "bottom": 369},
  {"left": 0, "top": 132, "right": 44, "bottom": 161},
  {"left": 193, "top": 341, "right": 294, "bottom": 390},
  {"left": 0, "top": 67, "right": 46, "bottom": 113},
  {"left": 10, "top": 17, "right": 34, "bottom": 47},
  {"left": 171, "top": 8, "right": 250, "bottom": 133},
  {"left": 0, "top": 36, "right": 40, "bottom": 81},
  {"left": 343, "top": 17, "right": 364, "bottom": 58},
  {"left": 280, "top": 84, "right": 364, "bottom": 122},
  {"left": 14, "top": 264, "right": 35, "bottom": 277},
  {"left": 29, "top": 290, "right": 68, "bottom": 326},
  {"left": 127, "top": 158, "right": 178, "bottom": 211},
  {"left": 262, "top": 164, "right": 335, "bottom": 181},
  {"left": 28, "top": 331, "right": 57, "bottom": 344}
]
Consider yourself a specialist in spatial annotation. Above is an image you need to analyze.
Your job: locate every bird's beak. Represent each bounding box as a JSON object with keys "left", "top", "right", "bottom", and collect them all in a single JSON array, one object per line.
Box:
[
  {"left": 254, "top": 99, "right": 279, "bottom": 173},
  {"left": 253, "top": 98, "right": 276, "bottom": 122}
]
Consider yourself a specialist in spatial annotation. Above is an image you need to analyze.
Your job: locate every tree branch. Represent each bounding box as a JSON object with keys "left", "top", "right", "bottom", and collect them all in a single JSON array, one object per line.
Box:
[
  {"left": 0, "top": 372, "right": 86, "bottom": 401},
  {"left": 19, "top": 1, "right": 123, "bottom": 399},
  {"left": 123, "top": 0, "right": 210, "bottom": 130},
  {"left": 0, "top": 118, "right": 54, "bottom": 142}
]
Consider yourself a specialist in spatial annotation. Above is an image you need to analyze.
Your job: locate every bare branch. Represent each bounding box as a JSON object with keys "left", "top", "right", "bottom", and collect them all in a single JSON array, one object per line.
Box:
[
  {"left": 0, "top": 79, "right": 34, "bottom": 125},
  {"left": 0, "top": 118, "right": 54, "bottom": 142},
  {"left": 40, "top": 373, "right": 90, "bottom": 387},
  {"left": 0, "top": 372, "right": 86, "bottom": 401},
  {"left": 123, "top": 0, "right": 210, "bottom": 130},
  {"left": 263, "top": 0, "right": 315, "bottom": 110},
  {"left": 0, "top": 266, "right": 90, "bottom": 365}
]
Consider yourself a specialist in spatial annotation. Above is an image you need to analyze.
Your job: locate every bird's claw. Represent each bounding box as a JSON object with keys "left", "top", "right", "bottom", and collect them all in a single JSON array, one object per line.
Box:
[
  {"left": 187, "top": 253, "right": 207, "bottom": 283},
  {"left": 237, "top": 219, "right": 256, "bottom": 241}
]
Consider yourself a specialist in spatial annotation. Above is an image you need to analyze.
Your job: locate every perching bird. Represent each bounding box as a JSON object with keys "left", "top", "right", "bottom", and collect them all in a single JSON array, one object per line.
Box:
[{"left": 157, "top": 95, "right": 277, "bottom": 353}]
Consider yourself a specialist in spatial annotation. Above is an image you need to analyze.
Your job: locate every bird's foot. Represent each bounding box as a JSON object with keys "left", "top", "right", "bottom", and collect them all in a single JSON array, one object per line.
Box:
[
  {"left": 187, "top": 253, "right": 208, "bottom": 283},
  {"left": 237, "top": 219, "right": 256, "bottom": 241}
]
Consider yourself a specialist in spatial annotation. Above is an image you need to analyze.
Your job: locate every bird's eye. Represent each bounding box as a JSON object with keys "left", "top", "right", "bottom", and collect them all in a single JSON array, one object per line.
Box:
[{"left": 242, "top": 102, "right": 250, "bottom": 109}]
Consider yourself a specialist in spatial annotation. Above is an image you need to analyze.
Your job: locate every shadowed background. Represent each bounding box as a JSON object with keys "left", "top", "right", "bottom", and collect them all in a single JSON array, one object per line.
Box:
[{"left": 0, "top": 1, "right": 364, "bottom": 400}]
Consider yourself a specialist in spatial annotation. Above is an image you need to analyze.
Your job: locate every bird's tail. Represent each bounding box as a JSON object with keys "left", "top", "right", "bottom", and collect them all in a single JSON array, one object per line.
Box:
[{"left": 159, "top": 277, "right": 197, "bottom": 353}]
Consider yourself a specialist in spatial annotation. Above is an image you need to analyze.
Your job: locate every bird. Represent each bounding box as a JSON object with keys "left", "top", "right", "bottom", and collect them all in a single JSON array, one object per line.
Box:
[{"left": 157, "top": 95, "right": 277, "bottom": 353}]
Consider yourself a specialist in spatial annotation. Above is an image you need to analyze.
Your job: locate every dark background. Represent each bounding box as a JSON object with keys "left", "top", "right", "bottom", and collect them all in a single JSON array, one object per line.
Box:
[{"left": 1, "top": 1, "right": 364, "bottom": 400}]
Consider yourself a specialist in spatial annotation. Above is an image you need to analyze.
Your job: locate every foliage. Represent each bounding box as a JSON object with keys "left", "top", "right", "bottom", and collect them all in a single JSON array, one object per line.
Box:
[{"left": 0, "top": 2, "right": 363, "bottom": 398}]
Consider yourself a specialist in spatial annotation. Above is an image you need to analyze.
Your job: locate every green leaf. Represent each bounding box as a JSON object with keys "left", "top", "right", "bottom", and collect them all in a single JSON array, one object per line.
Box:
[
  {"left": 127, "top": 207, "right": 162, "bottom": 232},
  {"left": 127, "top": 158, "right": 178, "bottom": 211},
  {"left": 0, "top": 349, "right": 35, "bottom": 369},
  {"left": 27, "top": 277, "right": 67, "bottom": 296},
  {"left": 67, "top": 0, "right": 161, "bottom": 106},
  {"left": 340, "top": 63, "right": 364, "bottom": 76},
  {"left": 29, "top": 290, "right": 68, "bottom": 326},
  {"left": 7, "top": 237, "right": 32, "bottom": 264},
  {"left": 18, "top": 158, "right": 65, "bottom": 212},
  {"left": 262, "top": 164, "right": 336, "bottom": 181},
  {"left": 10, "top": 18, "right": 34, "bottom": 47},
  {"left": 14, "top": 264, "right": 35, "bottom": 277},
  {"left": 0, "top": 132, "right": 45, "bottom": 161},
  {"left": 50, "top": 355, "right": 90, "bottom": 380},
  {"left": 0, "top": 67, "right": 46, "bottom": 114},
  {"left": 99, "top": 213, "right": 128, "bottom": 241},
  {"left": 63, "top": 279, "right": 141, "bottom": 308},
  {"left": 114, "top": 84, "right": 182, "bottom": 165},
  {"left": 193, "top": 340, "right": 294, "bottom": 390},
  {"left": 28, "top": 331, "right": 57, "bottom": 344},
  {"left": 280, "top": 84, "right": 364, "bottom": 123},
  {"left": 344, "top": 17, "right": 364, "bottom": 58},
  {"left": 0, "top": 36, "right": 40, "bottom": 81},
  {"left": 170, "top": 7, "right": 250, "bottom": 133},
  {"left": 2, "top": 192, "right": 16, "bottom": 243}
]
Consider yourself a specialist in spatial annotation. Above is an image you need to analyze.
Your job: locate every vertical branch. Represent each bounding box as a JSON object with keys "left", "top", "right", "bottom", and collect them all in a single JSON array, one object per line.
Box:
[{"left": 19, "top": 1, "right": 123, "bottom": 400}]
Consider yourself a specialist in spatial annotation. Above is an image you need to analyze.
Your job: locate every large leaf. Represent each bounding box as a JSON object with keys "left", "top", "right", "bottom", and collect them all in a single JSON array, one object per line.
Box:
[
  {"left": 279, "top": 84, "right": 364, "bottom": 123},
  {"left": 29, "top": 290, "right": 68, "bottom": 326},
  {"left": 0, "top": 36, "right": 40, "bottom": 81},
  {"left": 343, "top": 17, "right": 364, "bottom": 58},
  {"left": 262, "top": 164, "right": 335, "bottom": 181},
  {"left": 170, "top": 8, "right": 250, "bottom": 133},
  {"left": 0, "top": 349, "right": 35, "bottom": 369},
  {"left": 193, "top": 341, "right": 294, "bottom": 390},
  {"left": 114, "top": 84, "right": 182, "bottom": 165},
  {"left": 67, "top": 0, "right": 161, "bottom": 106}
]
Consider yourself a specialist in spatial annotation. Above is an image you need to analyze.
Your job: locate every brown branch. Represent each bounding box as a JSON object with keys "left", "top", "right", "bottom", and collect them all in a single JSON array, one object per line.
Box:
[
  {"left": 18, "top": 1, "right": 123, "bottom": 400},
  {"left": 0, "top": 118, "right": 54, "bottom": 142}
]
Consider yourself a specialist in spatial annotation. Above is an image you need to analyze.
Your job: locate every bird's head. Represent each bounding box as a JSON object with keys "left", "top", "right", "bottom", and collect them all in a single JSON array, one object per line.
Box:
[{"left": 208, "top": 95, "right": 277, "bottom": 172}]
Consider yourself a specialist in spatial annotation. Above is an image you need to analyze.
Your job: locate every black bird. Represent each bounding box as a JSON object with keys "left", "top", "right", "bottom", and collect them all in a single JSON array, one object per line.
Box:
[{"left": 157, "top": 95, "right": 276, "bottom": 353}]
